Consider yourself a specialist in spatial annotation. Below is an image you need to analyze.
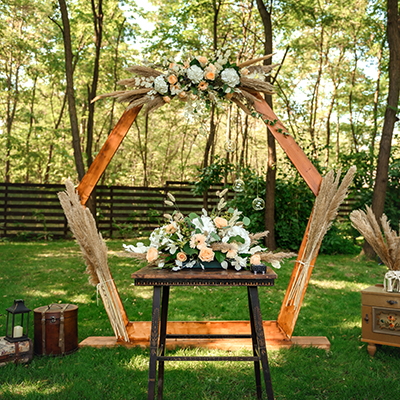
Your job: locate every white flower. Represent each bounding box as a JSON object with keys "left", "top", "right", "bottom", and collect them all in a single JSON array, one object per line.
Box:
[
  {"left": 154, "top": 75, "right": 168, "bottom": 94},
  {"left": 123, "top": 243, "right": 149, "bottom": 253},
  {"left": 187, "top": 65, "right": 204, "bottom": 83},
  {"left": 221, "top": 68, "right": 240, "bottom": 87},
  {"left": 221, "top": 260, "right": 228, "bottom": 269},
  {"left": 222, "top": 225, "right": 251, "bottom": 253},
  {"left": 191, "top": 215, "right": 217, "bottom": 240},
  {"left": 271, "top": 260, "right": 281, "bottom": 269},
  {"left": 250, "top": 245, "right": 263, "bottom": 255}
]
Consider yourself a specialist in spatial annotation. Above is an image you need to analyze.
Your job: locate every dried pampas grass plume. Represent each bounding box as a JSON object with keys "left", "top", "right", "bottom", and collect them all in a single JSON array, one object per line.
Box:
[
  {"left": 350, "top": 206, "right": 400, "bottom": 271},
  {"left": 286, "top": 166, "right": 357, "bottom": 309},
  {"left": 58, "top": 179, "right": 129, "bottom": 342}
]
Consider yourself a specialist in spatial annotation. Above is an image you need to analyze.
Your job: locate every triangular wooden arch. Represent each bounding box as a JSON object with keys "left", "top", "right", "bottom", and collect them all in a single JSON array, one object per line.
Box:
[{"left": 78, "top": 94, "right": 330, "bottom": 350}]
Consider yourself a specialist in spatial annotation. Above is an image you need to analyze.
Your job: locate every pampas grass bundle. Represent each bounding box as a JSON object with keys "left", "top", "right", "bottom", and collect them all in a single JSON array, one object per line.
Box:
[
  {"left": 350, "top": 206, "right": 400, "bottom": 271},
  {"left": 286, "top": 166, "right": 357, "bottom": 309},
  {"left": 58, "top": 180, "right": 129, "bottom": 342}
]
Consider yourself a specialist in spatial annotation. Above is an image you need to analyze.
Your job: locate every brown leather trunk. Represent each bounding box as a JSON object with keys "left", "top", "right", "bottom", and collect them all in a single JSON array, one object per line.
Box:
[{"left": 33, "top": 304, "right": 78, "bottom": 356}]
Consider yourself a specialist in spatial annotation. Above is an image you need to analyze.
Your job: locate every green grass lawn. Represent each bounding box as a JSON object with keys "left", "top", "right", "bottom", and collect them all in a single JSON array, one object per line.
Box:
[{"left": 0, "top": 239, "right": 399, "bottom": 399}]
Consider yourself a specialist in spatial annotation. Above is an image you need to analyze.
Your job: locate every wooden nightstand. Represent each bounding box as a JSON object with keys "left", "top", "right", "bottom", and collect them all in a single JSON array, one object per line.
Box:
[{"left": 361, "top": 284, "right": 400, "bottom": 356}]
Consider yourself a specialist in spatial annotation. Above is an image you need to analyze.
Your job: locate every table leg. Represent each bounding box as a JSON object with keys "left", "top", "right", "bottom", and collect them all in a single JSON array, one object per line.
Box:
[
  {"left": 157, "top": 286, "right": 170, "bottom": 400},
  {"left": 148, "top": 286, "right": 162, "bottom": 400},
  {"left": 248, "top": 286, "right": 274, "bottom": 400},
  {"left": 248, "top": 287, "right": 262, "bottom": 399}
]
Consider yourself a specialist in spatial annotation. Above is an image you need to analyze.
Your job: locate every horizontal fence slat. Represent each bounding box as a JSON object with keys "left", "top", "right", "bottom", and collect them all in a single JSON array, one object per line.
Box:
[{"left": 0, "top": 182, "right": 357, "bottom": 239}]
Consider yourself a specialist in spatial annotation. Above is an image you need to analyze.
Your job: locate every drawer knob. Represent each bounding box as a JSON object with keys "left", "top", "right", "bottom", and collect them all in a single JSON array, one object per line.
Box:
[
  {"left": 387, "top": 300, "right": 398, "bottom": 305},
  {"left": 364, "top": 314, "right": 369, "bottom": 323}
]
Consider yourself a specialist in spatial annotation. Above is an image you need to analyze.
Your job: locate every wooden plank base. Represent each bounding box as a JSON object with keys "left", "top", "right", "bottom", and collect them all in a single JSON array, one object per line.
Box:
[{"left": 79, "top": 320, "right": 330, "bottom": 351}]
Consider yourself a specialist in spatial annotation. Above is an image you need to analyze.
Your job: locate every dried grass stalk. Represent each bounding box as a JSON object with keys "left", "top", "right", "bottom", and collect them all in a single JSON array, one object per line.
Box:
[
  {"left": 230, "top": 96, "right": 252, "bottom": 115},
  {"left": 126, "top": 65, "right": 163, "bottom": 77},
  {"left": 58, "top": 180, "right": 129, "bottom": 342},
  {"left": 237, "top": 88, "right": 261, "bottom": 104},
  {"left": 350, "top": 206, "right": 400, "bottom": 271},
  {"left": 286, "top": 166, "right": 356, "bottom": 309},
  {"left": 249, "top": 231, "right": 269, "bottom": 246},
  {"left": 144, "top": 95, "right": 165, "bottom": 115},
  {"left": 240, "top": 77, "right": 275, "bottom": 95},
  {"left": 259, "top": 251, "right": 297, "bottom": 264},
  {"left": 237, "top": 54, "right": 273, "bottom": 69}
]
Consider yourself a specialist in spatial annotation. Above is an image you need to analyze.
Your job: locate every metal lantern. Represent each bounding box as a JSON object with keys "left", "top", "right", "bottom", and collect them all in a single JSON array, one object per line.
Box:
[{"left": 5, "top": 299, "right": 31, "bottom": 343}]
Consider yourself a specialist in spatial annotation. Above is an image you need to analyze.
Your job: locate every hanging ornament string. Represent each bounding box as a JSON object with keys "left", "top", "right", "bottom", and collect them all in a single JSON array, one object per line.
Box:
[
  {"left": 252, "top": 151, "right": 265, "bottom": 211},
  {"left": 224, "top": 104, "right": 236, "bottom": 153}
]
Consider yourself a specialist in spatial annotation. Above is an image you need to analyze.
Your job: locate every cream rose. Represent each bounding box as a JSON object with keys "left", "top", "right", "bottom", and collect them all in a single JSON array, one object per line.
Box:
[
  {"left": 214, "top": 217, "right": 228, "bottom": 229},
  {"left": 221, "top": 68, "right": 240, "bottom": 87},
  {"left": 146, "top": 247, "right": 159, "bottom": 263},
  {"left": 176, "top": 252, "right": 187, "bottom": 262},
  {"left": 187, "top": 65, "right": 204, "bottom": 84},
  {"left": 250, "top": 254, "right": 261, "bottom": 265},
  {"left": 199, "top": 247, "right": 215, "bottom": 263},
  {"left": 154, "top": 75, "right": 168, "bottom": 94}
]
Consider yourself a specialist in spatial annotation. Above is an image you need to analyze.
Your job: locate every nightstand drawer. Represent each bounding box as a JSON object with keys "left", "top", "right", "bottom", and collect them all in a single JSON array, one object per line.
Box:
[{"left": 361, "top": 285, "right": 400, "bottom": 309}]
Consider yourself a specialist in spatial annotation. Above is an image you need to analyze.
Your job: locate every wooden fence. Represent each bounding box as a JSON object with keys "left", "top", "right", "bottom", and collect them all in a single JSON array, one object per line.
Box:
[
  {"left": 0, "top": 182, "right": 357, "bottom": 240},
  {"left": 0, "top": 182, "right": 230, "bottom": 239}
]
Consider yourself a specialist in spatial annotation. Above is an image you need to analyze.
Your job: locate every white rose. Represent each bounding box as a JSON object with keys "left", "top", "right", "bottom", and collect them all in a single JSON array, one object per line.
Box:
[
  {"left": 154, "top": 75, "right": 168, "bottom": 94},
  {"left": 187, "top": 65, "right": 204, "bottom": 84},
  {"left": 221, "top": 68, "right": 240, "bottom": 87}
]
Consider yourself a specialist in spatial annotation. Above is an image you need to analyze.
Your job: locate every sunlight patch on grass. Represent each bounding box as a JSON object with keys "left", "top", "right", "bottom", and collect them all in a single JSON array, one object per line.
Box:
[
  {"left": 131, "top": 287, "right": 153, "bottom": 299},
  {"left": 50, "top": 289, "right": 68, "bottom": 296},
  {"left": 70, "top": 293, "right": 92, "bottom": 303},
  {"left": 1, "top": 381, "right": 67, "bottom": 396},
  {"left": 309, "top": 278, "right": 366, "bottom": 291}
]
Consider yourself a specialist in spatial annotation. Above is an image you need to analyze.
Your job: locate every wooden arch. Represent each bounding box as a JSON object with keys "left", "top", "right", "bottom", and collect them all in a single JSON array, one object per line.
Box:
[{"left": 78, "top": 94, "right": 330, "bottom": 350}]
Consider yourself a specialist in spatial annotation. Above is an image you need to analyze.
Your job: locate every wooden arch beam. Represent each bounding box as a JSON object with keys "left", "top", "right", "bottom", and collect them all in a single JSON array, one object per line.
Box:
[{"left": 76, "top": 95, "right": 324, "bottom": 341}]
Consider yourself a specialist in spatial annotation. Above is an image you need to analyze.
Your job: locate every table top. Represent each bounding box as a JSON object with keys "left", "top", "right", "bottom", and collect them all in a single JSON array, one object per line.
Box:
[{"left": 131, "top": 265, "right": 277, "bottom": 287}]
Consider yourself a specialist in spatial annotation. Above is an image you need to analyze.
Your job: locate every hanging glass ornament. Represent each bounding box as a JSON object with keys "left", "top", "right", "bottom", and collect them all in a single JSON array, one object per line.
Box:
[
  {"left": 233, "top": 178, "right": 245, "bottom": 192},
  {"left": 224, "top": 139, "right": 236, "bottom": 153},
  {"left": 252, "top": 196, "right": 265, "bottom": 211}
]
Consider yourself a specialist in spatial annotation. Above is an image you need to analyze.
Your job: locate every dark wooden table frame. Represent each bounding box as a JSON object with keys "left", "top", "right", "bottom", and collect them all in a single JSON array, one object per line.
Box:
[{"left": 132, "top": 265, "right": 277, "bottom": 400}]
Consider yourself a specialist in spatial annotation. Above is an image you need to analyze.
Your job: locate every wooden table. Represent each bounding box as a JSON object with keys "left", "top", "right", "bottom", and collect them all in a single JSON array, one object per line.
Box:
[{"left": 131, "top": 265, "right": 277, "bottom": 400}]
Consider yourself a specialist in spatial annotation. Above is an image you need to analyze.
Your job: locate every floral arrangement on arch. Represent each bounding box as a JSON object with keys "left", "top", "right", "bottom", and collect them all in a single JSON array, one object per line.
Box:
[
  {"left": 93, "top": 48, "right": 277, "bottom": 116},
  {"left": 124, "top": 190, "right": 296, "bottom": 271}
]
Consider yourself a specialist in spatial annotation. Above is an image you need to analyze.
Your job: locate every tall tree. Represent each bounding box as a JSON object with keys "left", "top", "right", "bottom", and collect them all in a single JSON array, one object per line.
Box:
[
  {"left": 256, "top": 0, "right": 276, "bottom": 250},
  {"left": 57, "top": 0, "right": 85, "bottom": 181},
  {"left": 363, "top": 0, "right": 400, "bottom": 257}
]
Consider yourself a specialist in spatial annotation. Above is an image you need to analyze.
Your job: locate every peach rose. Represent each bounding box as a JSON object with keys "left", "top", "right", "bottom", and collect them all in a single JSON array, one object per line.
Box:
[
  {"left": 250, "top": 254, "right": 261, "bottom": 265},
  {"left": 214, "top": 217, "right": 228, "bottom": 229},
  {"left": 199, "top": 247, "right": 215, "bottom": 263},
  {"left": 146, "top": 247, "right": 159, "bottom": 263},
  {"left": 163, "top": 96, "right": 171, "bottom": 103},
  {"left": 165, "top": 223, "right": 176, "bottom": 234},
  {"left": 226, "top": 248, "right": 238, "bottom": 258},
  {"left": 197, "top": 56, "right": 208, "bottom": 66},
  {"left": 183, "top": 61, "right": 190, "bottom": 69},
  {"left": 198, "top": 81, "right": 208, "bottom": 91},
  {"left": 241, "top": 68, "right": 249, "bottom": 75},
  {"left": 167, "top": 74, "right": 178, "bottom": 85},
  {"left": 205, "top": 71, "right": 215, "bottom": 80},
  {"left": 190, "top": 234, "right": 207, "bottom": 250},
  {"left": 169, "top": 62, "right": 177, "bottom": 69},
  {"left": 178, "top": 91, "right": 188, "bottom": 100},
  {"left": 176, "top": 252, "right": 187, "bottom": 262}
]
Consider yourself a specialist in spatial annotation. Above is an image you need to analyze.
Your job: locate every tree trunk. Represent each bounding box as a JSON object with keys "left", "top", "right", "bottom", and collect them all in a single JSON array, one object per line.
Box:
[
  {"left": 256, "top": 0, "right": 276, "bottom": 250},
  {"left": 25, "top": 74, "right": 38, "bottom": 183},
  {"left": 372, "top": 43, "right": 383, "bottom": 153},
  {"left": 363, "top": 0, "right": 400, "bottom": 257},
  {"left": 58, "top": 0, "right": 85, "bottom": 181}
]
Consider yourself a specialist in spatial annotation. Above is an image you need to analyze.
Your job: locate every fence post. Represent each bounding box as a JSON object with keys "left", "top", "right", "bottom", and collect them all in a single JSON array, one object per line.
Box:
[
  {"left": 4, "top": 182, "right": 8, "bottom": 237},
  {"left": 110, "top": 186, "right": 114, "bottom": 238}
]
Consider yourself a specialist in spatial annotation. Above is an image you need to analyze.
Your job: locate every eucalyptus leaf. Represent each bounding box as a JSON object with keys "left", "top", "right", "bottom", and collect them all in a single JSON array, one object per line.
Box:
[{"left": 242, "top": 216, "right": 251, "bottom": 226}]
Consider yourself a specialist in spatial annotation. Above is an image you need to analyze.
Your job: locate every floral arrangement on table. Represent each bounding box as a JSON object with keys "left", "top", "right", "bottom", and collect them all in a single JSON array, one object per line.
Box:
[
  {"left": 124, "top": 190, "right": 296, "bottom": 271},
  {"left": 93, "top": 48, "right": 277, "bottom": 116}
]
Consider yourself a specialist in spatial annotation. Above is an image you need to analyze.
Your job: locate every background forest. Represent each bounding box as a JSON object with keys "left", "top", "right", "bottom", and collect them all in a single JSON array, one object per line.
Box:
[{"left": 1, "top": 0, "right": 400, "bottom": 251}]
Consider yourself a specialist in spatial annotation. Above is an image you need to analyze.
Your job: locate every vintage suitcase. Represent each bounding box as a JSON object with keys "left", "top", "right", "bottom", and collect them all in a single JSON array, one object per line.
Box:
[
  {"left": 0, "top": 337, "right": 33, "bottom": 366},
  {"left": 33, "top": 303, "right": 78, "bottom": 356}
]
